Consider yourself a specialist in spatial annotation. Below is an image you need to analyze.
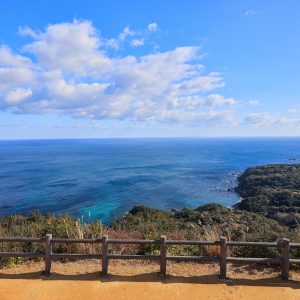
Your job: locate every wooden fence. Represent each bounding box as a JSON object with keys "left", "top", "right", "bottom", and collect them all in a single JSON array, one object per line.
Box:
[{"left": 1, "top": 235, "right": 300, "bottom": 280}]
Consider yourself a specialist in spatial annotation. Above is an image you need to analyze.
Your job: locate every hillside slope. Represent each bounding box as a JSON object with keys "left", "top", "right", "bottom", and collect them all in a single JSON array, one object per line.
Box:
[{"left": 234, "top": 164, "right": 300, "bottom": 227}]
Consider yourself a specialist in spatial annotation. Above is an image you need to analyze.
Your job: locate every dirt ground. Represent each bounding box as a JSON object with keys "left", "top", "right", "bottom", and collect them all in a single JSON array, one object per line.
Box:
[{"left": 1, "top": 260, "right": 300, "bottom": 300}]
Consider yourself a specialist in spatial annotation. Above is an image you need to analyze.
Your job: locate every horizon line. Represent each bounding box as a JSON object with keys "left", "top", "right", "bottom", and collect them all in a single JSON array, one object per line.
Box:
[{"left": 2, "top": 135, "right": 300, "bottom": 142}]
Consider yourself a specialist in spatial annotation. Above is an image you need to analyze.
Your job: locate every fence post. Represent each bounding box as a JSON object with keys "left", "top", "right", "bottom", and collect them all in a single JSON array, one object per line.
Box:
[
  {"left": 281, "top": 238, "right": 290, "bottom": 280},
  {"left": 44, "top": 234, "right": 52, "bottom": 275},
  {"left": 219, "top": 236, "right": 227, "bottom": 279},
  {"left": 160, "top": 235, "right": 167, "bottom": 276},
  {"left": 102, "top": 235, "right": 108, "bottom": 275}
]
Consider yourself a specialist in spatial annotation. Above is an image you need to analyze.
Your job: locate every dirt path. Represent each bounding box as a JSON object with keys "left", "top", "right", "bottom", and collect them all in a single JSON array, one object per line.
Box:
[{"left": 1, "top": 261, "right": 300, "bottom": 300}]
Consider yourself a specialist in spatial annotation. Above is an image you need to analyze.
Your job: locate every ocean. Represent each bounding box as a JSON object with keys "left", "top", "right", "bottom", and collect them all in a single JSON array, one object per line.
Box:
[{"left": 0, "top": 137, "right": 299, "bottom": 224}]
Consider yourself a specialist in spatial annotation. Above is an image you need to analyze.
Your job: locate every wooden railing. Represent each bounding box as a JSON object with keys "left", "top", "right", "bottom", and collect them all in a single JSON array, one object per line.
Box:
[{"left": 1, "top": 235, "right": 299, "bottom": 280}]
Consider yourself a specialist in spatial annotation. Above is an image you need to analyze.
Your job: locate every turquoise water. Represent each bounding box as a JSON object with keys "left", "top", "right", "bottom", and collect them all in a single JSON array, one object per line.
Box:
[{"left": 0, "top": 137, "right": 300, "bottom": 224}]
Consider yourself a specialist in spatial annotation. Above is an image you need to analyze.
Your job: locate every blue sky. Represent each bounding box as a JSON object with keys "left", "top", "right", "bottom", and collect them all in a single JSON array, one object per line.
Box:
[{"left": 0, "top": 0, "right": 300, "bottom": 139}]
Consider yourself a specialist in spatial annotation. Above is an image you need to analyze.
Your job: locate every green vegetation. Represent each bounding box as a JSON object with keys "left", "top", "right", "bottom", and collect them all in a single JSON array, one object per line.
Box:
[
  {"left": 112, "top": 204, "right": 287, "bottom": 243},
  {"left": 2, "top": 163, "right": 300, "bottom": 267},
  {"left": 0, "top": 212, "right": 105, "bottom": 266},
  {"left": 1, "top": 204, "right": 297, "bottom": 267},
  {"left": 235, "top": 164, "right": 300, "bottom": 227}
]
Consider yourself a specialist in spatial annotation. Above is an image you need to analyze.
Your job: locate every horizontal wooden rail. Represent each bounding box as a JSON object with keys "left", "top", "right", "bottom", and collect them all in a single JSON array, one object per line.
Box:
[
  {"left": 108, "top": 239, "right": 159, "bottom": 244},
  {"left": 51, "top": 254, "right": 100, "bottom": 259},
  {"left": 51, "top": 238, "right": 102, "bottom": 244},
  {"left": 166, "top": 255, "right": 219, "bottom": 262},
  {"left": 290, "top": 243, "right": 300, "bottom": 248},
  {"left": 166, "top": 240, "right": 220, "bottom": 245},
  {"left": 226, "top": 257, "right": 281, "bottom": 264},
  {"left": 108, "top": 254, "right": 160, "bottom": 260},
  {"left": 226, "top": 241, "right": 279, "bottom": 247},
  {"left": 1, "top": 235, "right": 300, "bottom": 280}
]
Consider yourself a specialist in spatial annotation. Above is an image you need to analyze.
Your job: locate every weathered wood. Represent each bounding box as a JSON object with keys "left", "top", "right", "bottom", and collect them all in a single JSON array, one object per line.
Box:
[
  {"left": 167, "top": 240, "right": 220, "bottom": 246},
  {"left": 108, "top": 239, "right": 220, "bottom": 245},
  {"left": 219, "top": 237, "right": 227, "bottom": 279},
  {"left": 227, "top": 257, "right": 281, "bottom": 264},
  {"left": 1, "top": 234, "right": 300, "bottom": 281},
  {"left": 51, "top": 253, "right": 100, "bottom": 259},
  {"left": 108, "top": 254, "right": 160, "bottom": 260},
  {"left": 227, "top": 241, "right": 278, "bottom": 247},
  {"left": 44, "top": 234, "right": 52, "bottom": 275},
  {"left": 51, "top": 238, "right": 101, "bottom": 244},
  {"left": 166, "top": 255, "right": 219, "bottom": 262},
  {"left": 160, "top": 235, "right": 167, "bottom": 276},
  {"left": 289, "top": 243, "right": 300, "bottom": 248},
  {"left": 281, "top": 238, "right": 290, "bottom": 280},
  {"left": 101, "top": 235, "right": 108, "bottom": 275},
  {"left": 108, "top": 239, "right": 159, "bottom": 244}
]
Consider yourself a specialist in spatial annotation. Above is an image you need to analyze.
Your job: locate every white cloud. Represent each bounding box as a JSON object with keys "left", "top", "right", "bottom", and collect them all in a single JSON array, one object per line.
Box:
[
  {"left": 130, "top": 39, "right": 144, "bottom": 47},
  {"left": 106, "top": 23, "right": 158, "bottom": 49},
  {"left": 18, "top": 26, "right": 39, "bottom": 38},
  {"left": 248, "top": 99, "right": 262, "bottom": 106},
  {"left": 243, "top": 113, "right": 300, "bottom": 127},
  {"left": 5, "top": 88, "right": 32, "bottom": 104},
  {"left": 0, "top": 68, "right": 36, "bottom": 92},
  {"left": 0, "top": 45, "right": 33, "bottom": 68},
  {"left": 289, "top": 105, "right": 300, "bottom": 113},
  {"left": 147, "top": 23, "right": 159, "bottom": 32},
  {"left": 243, "top": 113, "right": 272, "bottom": 126},
  {"left": 106, "top": 26, "right": 136, "bottom": 49},
  {"left": 0, "top": 20, "right": 242, "bottom": 127},
  {"left": 206, "top": 94, "right": 237, "bottom": 106},
  {"left": 21, "top": 20, "right": 111, "bottom": 76},
  {"left": 245, "top": 9, "right": 259, "bottom": 16},
  {"left": 119, "top": 26, "right": 135, "bottom": 40}
]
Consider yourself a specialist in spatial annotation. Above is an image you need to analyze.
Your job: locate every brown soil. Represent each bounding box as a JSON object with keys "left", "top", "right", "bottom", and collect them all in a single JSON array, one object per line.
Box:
[{"left": 0, "top": 260, "right": 300, "bottom": 299}]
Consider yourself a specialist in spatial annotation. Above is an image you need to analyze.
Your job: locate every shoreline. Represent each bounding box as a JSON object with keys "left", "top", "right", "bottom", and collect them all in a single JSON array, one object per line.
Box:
[{"left": 1, "top": 162, "right": 299, "bottom": 227}]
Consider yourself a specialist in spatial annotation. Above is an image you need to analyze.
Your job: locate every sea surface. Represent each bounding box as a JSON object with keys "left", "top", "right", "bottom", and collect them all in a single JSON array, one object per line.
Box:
[{"left": 0, "top": 137, "right": 300, "bottom": 224}]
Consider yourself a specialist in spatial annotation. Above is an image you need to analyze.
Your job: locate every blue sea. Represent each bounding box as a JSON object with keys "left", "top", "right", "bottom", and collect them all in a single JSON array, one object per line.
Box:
[{"left": 0, "top": 138, "right": 300, "bottom": 224}]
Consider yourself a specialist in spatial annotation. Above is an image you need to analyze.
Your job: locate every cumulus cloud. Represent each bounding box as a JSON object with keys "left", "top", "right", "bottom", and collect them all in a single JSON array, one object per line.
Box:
[
  {"left": 18, "top": 26, "right": 39, "bottom": 38},
  {"left": 248, "top": 99, "right": 262, "bottom": 106},
  {"left": 205, "top": 94, "right": 237, "bottom": 106},
  {"left": 5, "top": 88, "right": 32, "bottom": 104},
  {"left": 147, "top": 23, "right": 159, "bottom": 32},
  {"left": 0, "top": 67, "right": 36, "bottom": 93},
  {"left": 0, "top": 45, "right": 33, "bottom": 68},
  {"left": 21, "top": 20, "right": 110, "bottom": 75},
  {"left": 106, "top": 26, "right": 136, "bottom": 49},
  {"left": 0, "top": 20, "right": 241, "bottom": 127},
  {"left": 130, "top": 38, "right": 144, "bottom": 47}
]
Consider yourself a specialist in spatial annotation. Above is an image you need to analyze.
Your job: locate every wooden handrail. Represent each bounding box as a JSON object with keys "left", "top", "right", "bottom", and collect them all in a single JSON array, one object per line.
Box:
[
  {"left": 51, "top": 238, "right": 102, "bottom": 243},
  {"left": 226, "top": 241, "right": 279, "bottom": 247},
  {"left": 0, "top": 235, "right": 298, "bottom": 280}
]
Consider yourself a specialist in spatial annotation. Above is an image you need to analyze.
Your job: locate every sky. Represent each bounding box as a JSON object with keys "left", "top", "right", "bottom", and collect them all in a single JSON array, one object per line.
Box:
[{"left": 0, "top": 0, "right": 300, "bottom": 139}]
